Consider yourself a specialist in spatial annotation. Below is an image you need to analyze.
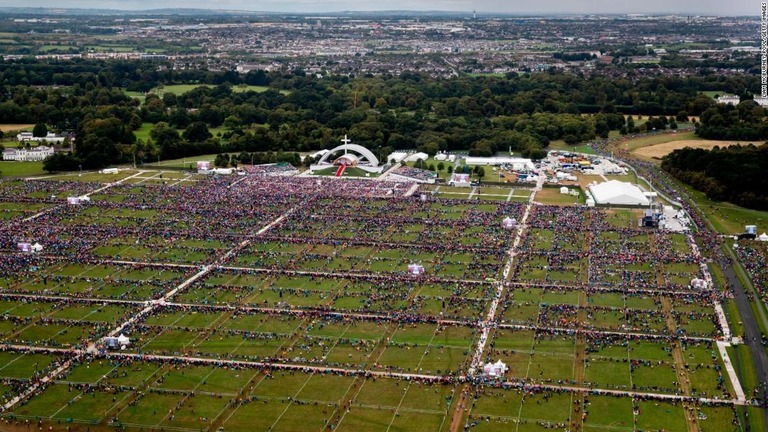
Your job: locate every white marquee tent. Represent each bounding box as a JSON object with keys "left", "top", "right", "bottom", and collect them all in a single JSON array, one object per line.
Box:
[
  {"left": 690, "top": 278, "right": 708, "bottom": 289},
  {"left": 588, "top": 180, "right": 650, "bottom": 206},
  {"left": 482, "top": 360, "right": 508, "bottom": 378},
  {"left": 404, "top": 152, "right": 429, "bottom": 163},
  {"left": 408, "top": 264, "right": 425, "bottom": 276},
  {"left": 502, "top": 217, "right": 517, "bottom": 229}
]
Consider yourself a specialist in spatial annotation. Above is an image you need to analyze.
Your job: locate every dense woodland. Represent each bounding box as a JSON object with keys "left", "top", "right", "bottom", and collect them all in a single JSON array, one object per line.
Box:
[
  {"left": 0, "top": 59, "right": 764, "bottom": 183},
  {"left": 696, "top": 101, "right": 768, "bottom": 140},
  {"left": 662, "top": 144, "right": 768, "bottom": 210}
]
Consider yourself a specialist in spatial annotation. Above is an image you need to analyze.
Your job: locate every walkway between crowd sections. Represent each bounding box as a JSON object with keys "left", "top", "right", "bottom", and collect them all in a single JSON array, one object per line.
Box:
[
  {"left": 403, "top": 183, "right": 420, "bottom": 197},
  {"left": 0, "top": 344, "right": 748, "bottom": 408},
  {"left": 20, "top": 170, "right": 146, "bottom": 223},
  {"left": 167, "top": 174, "right": 197, "bottom": 187},
  {"left": 26, "top": 254, "right": 719, "bottom": 301},
  {"left": 0, "top": 196, "right": 303, "bottom": 414},
  {"left": 108, "top": 203, "right": 301, "bottom": 339},
  {"left": 0, "top": 353, "right": 79, "bottom": 413},
  {"left": 134, "top": 171, "right": 164, "bottom": 185},
  {"left": 0, "top": 288, "right": 722, "bottom": 344},
  {"left": 716, "top": 341, "right": 746, "bottom": 401},
  {"left": 468, "top": 174, "right": 545, "bottom": 375},
  {"left": 226, "top": 171, "right": 263, "bottom": 189},
  {"left": 684, "top": 231, "right": 746, "bottom": 403}
]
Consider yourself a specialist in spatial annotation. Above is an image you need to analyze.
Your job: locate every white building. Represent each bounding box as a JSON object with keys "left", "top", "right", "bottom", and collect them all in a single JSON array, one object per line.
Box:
[
  {"left": 403, "top": 152, "right": 430, "bottom": 163},
  {"left": 16, "top": 132, "right": 66, "bottom": 144},
  {"left": 588, "top": 180, "right": 650, "bottom": 206},
  {"left": 462, "top": 156, "right": 535, "bottom": 171},
  {"left": 3, "top": 146, "right": 54, "bottom": 161},
  {"left": 716, "top": 95, "right": 740, "bottom": 105},
  {"left": 387, "top": 152, "right": 409, "bottom": 164}
]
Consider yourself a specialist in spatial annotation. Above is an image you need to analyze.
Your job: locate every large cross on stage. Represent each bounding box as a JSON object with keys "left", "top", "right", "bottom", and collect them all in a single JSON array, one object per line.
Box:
[{"left": 341, "top": 135, "right": 351, "bottom": 154}]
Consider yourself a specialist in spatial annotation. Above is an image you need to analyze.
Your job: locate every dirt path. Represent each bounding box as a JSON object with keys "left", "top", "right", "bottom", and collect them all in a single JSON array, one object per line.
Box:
[
  {"left": 448, "top": 383, "right": 471, "bottom": 432},
  {"left": 660, "top": 297, "right": 700, "bottom": 432},
  {"left": 569, "top": 291, "right": 588, "bottom": 432},
  {"left": 323, "top": 240, "right": 426, "bottom": 431}
]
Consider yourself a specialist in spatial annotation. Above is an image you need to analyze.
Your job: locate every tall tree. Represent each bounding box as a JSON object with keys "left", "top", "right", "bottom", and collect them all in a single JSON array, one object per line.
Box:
[{"left": 32, "top": 122, "right": 48, "bottom": 138}]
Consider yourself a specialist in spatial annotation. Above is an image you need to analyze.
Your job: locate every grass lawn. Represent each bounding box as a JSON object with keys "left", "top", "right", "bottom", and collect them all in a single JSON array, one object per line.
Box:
[
  {"left": 0, "top": 352, "right": 57, "bottom": 379},
  {"left": 124, "top": 90, "right": 146, "bottom": 101},
  {"left": 583, "top": 395, "right": 634, "bottom": 430},
  {"left": 615, "top": 131, "right": 698, "bottom": 152},
  {"left": 133, "top": 122, "right": 154, "bottom": 141},
  {"left": 680, "top": 182, "right": 768, "bottom": 234},
  {"left": 0, "top": 161, "right": 46, "bottom": 178},
  {"left": 150, "top": 84, "right": 291, "bottom": 96},
  {"left": 635, "top": 400, "right": 688, "bottom": 432},
  {"left": 547, "top": 140, "right": 598, "bottom": 155},
  {"left": 700, "top": 91, "right": 723, "bottom": 99},
  {"left": 535, "top": 186, "right": 585, "bottom": 205},
  {"left": 143, "top": 153, "right": 217, "bottom": 169},
  {"left": 727, "top": 344, "right": 760, "bottom": 397},
  {"left": 13, "top": 381, "right": 130, "bottom": 423}
]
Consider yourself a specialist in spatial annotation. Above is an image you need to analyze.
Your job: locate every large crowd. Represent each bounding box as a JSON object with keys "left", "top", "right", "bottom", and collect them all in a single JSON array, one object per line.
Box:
[{"left": 0, "top": 157, "right": 746, "bottom": 427}]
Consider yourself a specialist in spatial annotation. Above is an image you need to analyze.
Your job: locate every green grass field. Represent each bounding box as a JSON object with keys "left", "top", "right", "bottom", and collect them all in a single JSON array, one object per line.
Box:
[
  {"left": 535, "top": 185, "right": 586, "bottom": 205},
  {"left": 547, "top": 140, "right": 599, "bottom": 154},
  {"left": 150, "top": 84, "right": 291, "bottom": 96},
  {"left": 0, "top": 158, "right": 755, "bottom": 432},
  {"left": 618, "top": 131, "right": 699, "bottom": 151},
  {"left": 700, "top": 90, "right": 723, "bottom": 99},
  {"left": 0, "top": 161, "right": 46, "bottom": 178},
  {"left": 680, "top": 181, "right": 768, "bottom": 234}
]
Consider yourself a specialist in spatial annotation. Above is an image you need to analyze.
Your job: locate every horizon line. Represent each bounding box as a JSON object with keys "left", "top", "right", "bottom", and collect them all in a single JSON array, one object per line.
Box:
[{"left": 0, "top": 7, "right": 758, "bottom": 18}]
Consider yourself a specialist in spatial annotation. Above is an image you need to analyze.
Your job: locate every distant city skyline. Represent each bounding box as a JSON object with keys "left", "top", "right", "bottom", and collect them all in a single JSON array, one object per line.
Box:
[{"left": 2, "top": 0, "right": 760, "bottom": 16}]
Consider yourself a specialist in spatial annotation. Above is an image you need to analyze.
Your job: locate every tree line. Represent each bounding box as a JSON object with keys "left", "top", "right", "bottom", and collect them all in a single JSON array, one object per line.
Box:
[
  {"left": 695, "top": 101, "right": 768, "bottom": 141},
  {"left": 661, "top": 143, "right": 768, "bottom": 210},
  {"left": 0, "top": 58, "right": 761, "bottom": 170}
]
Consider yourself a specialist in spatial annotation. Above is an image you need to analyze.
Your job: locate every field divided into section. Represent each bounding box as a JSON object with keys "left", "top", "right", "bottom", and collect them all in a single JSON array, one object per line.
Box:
[{"left": 0, "top": 168, "right": 745, "bottom": 431}]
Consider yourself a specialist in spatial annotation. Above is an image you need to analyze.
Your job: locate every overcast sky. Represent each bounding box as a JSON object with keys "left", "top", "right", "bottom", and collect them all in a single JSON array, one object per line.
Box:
[{"left": 3, "top": 0, "right": 760, "bottom": 16}]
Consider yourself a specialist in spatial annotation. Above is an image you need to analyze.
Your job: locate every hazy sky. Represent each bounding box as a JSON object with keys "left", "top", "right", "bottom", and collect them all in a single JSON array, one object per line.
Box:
[{"left": 3, "top": 0, "right": 760, "bottom": 15}]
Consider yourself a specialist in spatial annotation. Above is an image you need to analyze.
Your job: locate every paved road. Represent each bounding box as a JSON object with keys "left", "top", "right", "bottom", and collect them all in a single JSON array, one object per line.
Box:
[{"left": 722, "top": 248, "right": 768, "bottom": 415}]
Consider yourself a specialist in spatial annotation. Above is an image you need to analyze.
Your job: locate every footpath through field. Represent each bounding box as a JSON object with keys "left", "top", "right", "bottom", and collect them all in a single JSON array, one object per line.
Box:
[{"left": 0, "top": 189, "right": 304, "bottom": 414}]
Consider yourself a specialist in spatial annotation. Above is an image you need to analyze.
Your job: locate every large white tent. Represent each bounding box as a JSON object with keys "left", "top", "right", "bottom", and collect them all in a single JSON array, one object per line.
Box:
[
  {"left": 482, "top": 360, "right": 508, "bottom": 378},
  {"left": 588, "top": 180, "right": 650, "bottom": 206},
  {"left": 404, "top": 152, "right": 429, "bottom": 163}
]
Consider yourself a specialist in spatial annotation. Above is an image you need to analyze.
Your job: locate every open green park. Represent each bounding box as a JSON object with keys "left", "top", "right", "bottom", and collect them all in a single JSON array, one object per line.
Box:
[
  {"left": 607, "top": 130, "right": 768, "bottom": 236},
  {"left": 0, "top": 162, "right": 755, "bottom": 431},
  {"left": 130, "top": 84, "right": 292, "bottom": 99}
]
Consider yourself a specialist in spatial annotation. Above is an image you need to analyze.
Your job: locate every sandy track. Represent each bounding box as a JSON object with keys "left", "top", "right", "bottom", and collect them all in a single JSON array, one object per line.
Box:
[
  {"left": 0, "top": 124, "right": 33, "bottom": 132},
  {"left": 633, "top": 140, "right": 749, "bottom": 159}
]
